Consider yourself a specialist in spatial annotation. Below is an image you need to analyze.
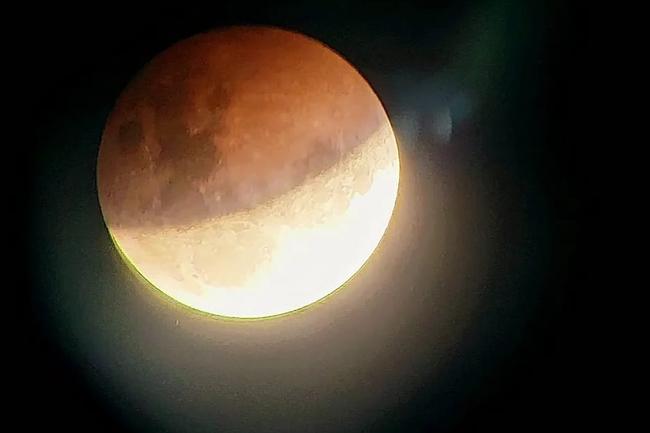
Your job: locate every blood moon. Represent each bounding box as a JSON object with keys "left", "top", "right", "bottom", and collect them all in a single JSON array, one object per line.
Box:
[{"left": 97, "top": 26, "right": 399, "bottom": 319}]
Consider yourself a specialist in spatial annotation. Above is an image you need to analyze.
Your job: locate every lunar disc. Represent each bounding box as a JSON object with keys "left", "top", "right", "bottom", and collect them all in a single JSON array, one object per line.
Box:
[{"left": 97, "top": 26, "right": 400, "bottom": 318}]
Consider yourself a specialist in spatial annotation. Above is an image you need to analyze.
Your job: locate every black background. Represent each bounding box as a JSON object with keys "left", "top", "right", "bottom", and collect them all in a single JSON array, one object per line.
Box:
[{"left": 25, "top": 1, "right": 595, "bottom": 432}]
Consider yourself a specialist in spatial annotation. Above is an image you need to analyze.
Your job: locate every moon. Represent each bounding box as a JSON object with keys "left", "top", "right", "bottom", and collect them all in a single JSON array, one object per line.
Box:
[{"left": 97, "top": 26, "right": 399, "bottom": 319}]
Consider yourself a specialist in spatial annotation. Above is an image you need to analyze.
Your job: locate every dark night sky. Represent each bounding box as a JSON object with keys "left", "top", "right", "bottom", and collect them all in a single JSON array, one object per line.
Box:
[{"left": 24, "top": 1, "right": 595, "bottom": 432}]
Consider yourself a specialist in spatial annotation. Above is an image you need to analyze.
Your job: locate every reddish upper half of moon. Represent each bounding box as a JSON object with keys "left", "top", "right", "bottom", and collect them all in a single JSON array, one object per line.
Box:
[{"left": 97, "top": 26, "right": 388, "bottom": 229}]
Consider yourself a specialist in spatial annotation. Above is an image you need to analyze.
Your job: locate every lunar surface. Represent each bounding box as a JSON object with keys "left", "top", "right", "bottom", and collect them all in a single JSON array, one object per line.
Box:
[{"left": 97, "top": 26, "right": 399, "bottom": 318}]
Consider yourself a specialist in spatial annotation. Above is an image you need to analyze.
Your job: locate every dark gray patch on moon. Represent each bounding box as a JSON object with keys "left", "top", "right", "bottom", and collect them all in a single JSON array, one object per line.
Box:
[
  {"left": 290, "top": 138, "right": 342, "bottom": 186},
  {"left": 206, "top": 85, "right": 231, "bottom": 113},
  {"left": 155, "top": 122, "right": 218, "bottom": 179},
  {"left": 118, "top": 119, "right": 143, "bottom": 154}
]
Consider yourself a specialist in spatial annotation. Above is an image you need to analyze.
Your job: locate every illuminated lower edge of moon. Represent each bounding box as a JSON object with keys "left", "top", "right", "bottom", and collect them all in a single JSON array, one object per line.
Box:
[{"left": 108, "top": 122, "right": 399, "bottom": 319}]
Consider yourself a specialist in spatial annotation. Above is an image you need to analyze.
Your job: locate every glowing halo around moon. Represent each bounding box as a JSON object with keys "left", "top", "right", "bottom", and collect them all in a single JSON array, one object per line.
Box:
[{"left": 97, "top": 26, "right": 400, "bottom": 319}]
